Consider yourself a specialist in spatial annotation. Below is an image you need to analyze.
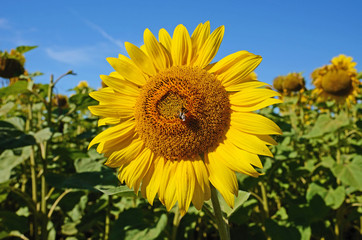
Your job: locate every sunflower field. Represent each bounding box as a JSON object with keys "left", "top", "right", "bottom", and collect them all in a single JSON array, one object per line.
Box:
[{"left": 0, "top": 43, "right": 361, "bottom": 240}]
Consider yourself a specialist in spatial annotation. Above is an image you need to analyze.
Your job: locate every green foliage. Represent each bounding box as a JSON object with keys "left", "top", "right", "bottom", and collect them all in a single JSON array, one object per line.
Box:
[{"left": 0, "top": 55, "right": 361, "bottom": 240}]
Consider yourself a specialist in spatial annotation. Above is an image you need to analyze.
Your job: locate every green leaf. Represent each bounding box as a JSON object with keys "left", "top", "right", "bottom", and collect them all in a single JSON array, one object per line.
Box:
[
  {"left": 74, "top": 158, "right": 102, "bottom": 173},
  {"left": 46, "top": 170, "right": 118, "bottom": 191},
  {"left": 0, "top": 151, "right": 23, "bottom": 183},
  {"left": 219, "top": 190, "right": 250, "bottom": 217},
  {"left": 33, "top": 128, "right": 52, "bottom": 143},
  {"left": 304, "top": 113, "right": 349, "bottom": 138},
  {"left": 320, "top": 156, "right": 335, "bottom": 168},
  {"left": 0, "top": 102, "right": 15, "bottom": 117},
  {"left": 306, "top": 183, "right": 345, "bottom": 209},
  {"left": 5, "top": 117, "right": 25, "bottom": 131},
  {"left": 140, "top": 214, "right": 167, "bottom": 239},
  {"left": 297, "top": 226, "right": 312, "bottom": 240},
  {"left": 331, "top": 156, "right": 362, "bottom": 191},
  {"left": 0, "top": 147, "right": 30, "bottom": 183},
  {"left": 0, "top": 121, "right": 36, "bottom": 150},
  {"left": 0, "top": 81, "right": 29, "bottom": 98},
  {"left": 265, "top": 219, "right": 300, "bottom": 240},
  {"left": 15, "top": 45, "right": 37, "bottom": 54},
  {"left": 96, "top": 185, "right": 137, "bottom": 197},
  {"left": 0, "top": 211, "right": 29, "bottom": 233},
  {"left": 61, "top": 222, "right": 79, "bottom": 236},
  {"left": 110, "top": 209, "right": 167, "bottom": 240}
]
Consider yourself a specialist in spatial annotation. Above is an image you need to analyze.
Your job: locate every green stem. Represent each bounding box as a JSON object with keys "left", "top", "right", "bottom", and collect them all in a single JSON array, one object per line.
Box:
[
  {"left": 29, "top": 146, "right": 38, "bottom": 239},
  {"left": 40, "top": 175, "right": 47, "bottom": 240},
  {"left": 259, "top": 182, "right": 269, "bottom": 218},
  {"left": 210, "top": 185, "right": 230, "bottom": 240},
  {"left": 171, "top": 207, "right": 181, "bottom": 240},
  {"left": 104, "top": 195, "right": 112, "bottom": 240},
  {"left": 48, "top": 189, "right": 72, "bottom": 218},
  {"left": 39, "top": 74, "right": 55, "bottom": 240}
]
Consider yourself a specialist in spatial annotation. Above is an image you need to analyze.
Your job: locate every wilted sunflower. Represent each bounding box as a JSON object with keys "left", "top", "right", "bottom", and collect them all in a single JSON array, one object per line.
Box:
[
  {"left": 312, "top": 54, "right": 360, "bottom": 105},
  {"left": 272, "top": 76, "right": 285, "bottom": 93},
  {"left": 273, "top": 73, "right": 305, "bottom": 95},
  {"left": 52, "top": 94, "right": 69, "bottom": 109},
  {"left": 89, "top": 22, "right": 281, "bottom": 216}
]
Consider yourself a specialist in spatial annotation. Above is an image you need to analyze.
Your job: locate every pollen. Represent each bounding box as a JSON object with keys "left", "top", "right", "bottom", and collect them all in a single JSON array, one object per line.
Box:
[{"left": 135, "top": 66, "right": 231, "bottom": 160}]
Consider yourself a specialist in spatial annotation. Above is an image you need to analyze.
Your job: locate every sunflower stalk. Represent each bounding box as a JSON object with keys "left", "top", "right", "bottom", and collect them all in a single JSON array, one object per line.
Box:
[
  {"left": 210, "top": 186, "right": 230, "bottom": 240},
  {"left": 104, "top": 195, "right": 112, "bottom": 240},
  {"left": 171, "top": 207, "right": 181, "bottom": 240}
]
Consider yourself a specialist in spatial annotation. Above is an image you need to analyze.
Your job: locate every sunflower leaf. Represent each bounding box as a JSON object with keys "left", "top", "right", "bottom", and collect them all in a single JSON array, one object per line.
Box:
[
  {"left": 331, "top": 155, "right": 362, "bottom": 191},
  {"left": 219, "top": 190, "right": 250, "bottom": 217}
]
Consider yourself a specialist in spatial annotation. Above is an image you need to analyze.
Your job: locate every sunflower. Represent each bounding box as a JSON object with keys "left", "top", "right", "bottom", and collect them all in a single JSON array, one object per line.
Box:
[
  {"left": 312, "top": 54, "right": 360, "bottom": 105},
  {"left": 272, "top": 76, "right": 285, "bottom": 93},
  {"left": 273, "top": 73, "right": 305, "bottom": 95},
  {"left": 88, "top": 22, "right": 282, "bottom": 216}
]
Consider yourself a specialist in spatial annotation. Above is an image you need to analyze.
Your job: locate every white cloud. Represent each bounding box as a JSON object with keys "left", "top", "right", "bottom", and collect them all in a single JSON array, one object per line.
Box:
[
  {"left": 83, "top": 19, "right": 124, "bottom": 48},
  {"left": 45, "top": 47, "right": 94, "bottom": 65},
  {"left": 69, "top": 9, "right": 124, "bottom": 49},
  {"left": 0, "top": 18, "right": 9, "bottom": 29}
]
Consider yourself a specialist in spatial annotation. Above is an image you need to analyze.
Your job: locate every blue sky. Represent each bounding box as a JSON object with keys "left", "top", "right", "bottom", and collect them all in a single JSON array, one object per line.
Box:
[{"left": 1, "top": 0, "right": 361, "bottom": 95}]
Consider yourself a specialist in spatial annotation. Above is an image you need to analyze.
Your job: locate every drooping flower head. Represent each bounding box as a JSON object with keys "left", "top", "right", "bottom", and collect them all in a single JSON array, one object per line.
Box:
[
  {"left": 312, "top": 54, "right": 360, "bottom": 105},
  {"left": 88, "top": 22, "right": 282, "bottom": 216},
  {"left": 52, "top": 94, "right": 69, "bottom": 109},
  {"left": 273, "top": 72, "right": 305, "bottom": 95},
  {"left": 273, "top": 76, "right": 285, "bottom": 93}
]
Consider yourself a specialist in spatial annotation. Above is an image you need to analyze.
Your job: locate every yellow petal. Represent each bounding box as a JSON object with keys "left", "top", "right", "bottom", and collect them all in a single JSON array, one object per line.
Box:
[
  {"left": 88, "top": 105, "right": 133, "bottom": 120},
  {"left": 100, "top": 131, "right": 137, "bottom": 153},
  {"left": 212, "top": 141, "right": 262, "bottom": 176},
  {"left": 191, "top": 157, "right": 210, "bottom": 210},
  {"left": 105, "top": 137, "right": 144, "bottom": 167},
  {"left": 118, "top": 148, "right": 153, "bottom": 193},
  {"left": 100, "top": 75, "right": 140, "bottom": 97},
  {"left": 229, "top": 89, "right": 280, "bottom": 106},
  {"left": 209, "top": 51, "right": 252, "bottom": 75},
  {"left": 88, "top": 119, "right": 135, "bottom": 149},
  {"left": 159, "top": 28, "right": 172, "bottom": 52},
  {"left": 125, "top": 42, "right": 156, "bottom": 76},
  {"left": 89, "top": 90, "right": 136, "bottom": 106},
  {"left": 256, "top": 135, "right": 278, "bottom": 145},
  {"left": 226, "top": 126, "right": 273, "bottom": 157},
  {"left": 225, "top": 81, "right": 268, "bottom": 92},
  {"left": 171, "top": 24, "right": 192, "bottom": 66},
  {"left": 107, "top": 57, "right": 147, "bottom": 86},
  {"left": 144, "top": 28, "right": 169, "bottom": 70},
  {"left": 219, "top": 54, "right": 262, "bottom": 87},
  {"left": 190, "top": 21, "right": 210, "bottom": 61},
  {"left": 191, "top": 21, "right": 210, "bottom": 51},
  {"left": 141, "top": 156, "right": 165, "bottom": 205},
  {"left": 193, "top": 25, "right": 224, "bottom": 68},
  {"left": 98, "top": 117, "right": 121, "bottom": 126},
  {"left": 231, "top": 112, "right": 282, "bottom": 135},
  {"left": 205, "top": 152, "right": 238, "bottom": 208},
  {"left": 176, "top": 160, "right": 195, "bottom": 216},
  {"left": 192, "top": 180, "right": 205, "bottom": 210},
  {"left": 231, "top": 98, "right": 282, "bottom": 112},
  {"left": 159, "top": 161, "right": 178, "bottom": 211}
]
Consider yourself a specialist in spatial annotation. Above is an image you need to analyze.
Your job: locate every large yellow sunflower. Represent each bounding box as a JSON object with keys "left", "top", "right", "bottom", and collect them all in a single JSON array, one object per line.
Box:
[
  {"left": 88, "top": 22, "right": 282, "bottom": 216},
  {"left": 312, "top": 54, "right": 360, "bottom": 105}
]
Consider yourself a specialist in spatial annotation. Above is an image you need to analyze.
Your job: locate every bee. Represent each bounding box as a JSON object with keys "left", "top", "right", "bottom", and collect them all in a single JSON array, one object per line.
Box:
[{"left": 178, "top": 107, "right": 189, "bottom": 121}]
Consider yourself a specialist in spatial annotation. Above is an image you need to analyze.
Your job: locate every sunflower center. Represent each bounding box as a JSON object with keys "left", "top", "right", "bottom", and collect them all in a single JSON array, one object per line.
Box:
[
  {"left": 135, "top": 66, "right": 231, "bottom": 160},
  {"left": 321, "top": 69, "right": 352, "bottom": 96},
  {"left": 157, "top": 92, "right": 187, "bottom": 120}
]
